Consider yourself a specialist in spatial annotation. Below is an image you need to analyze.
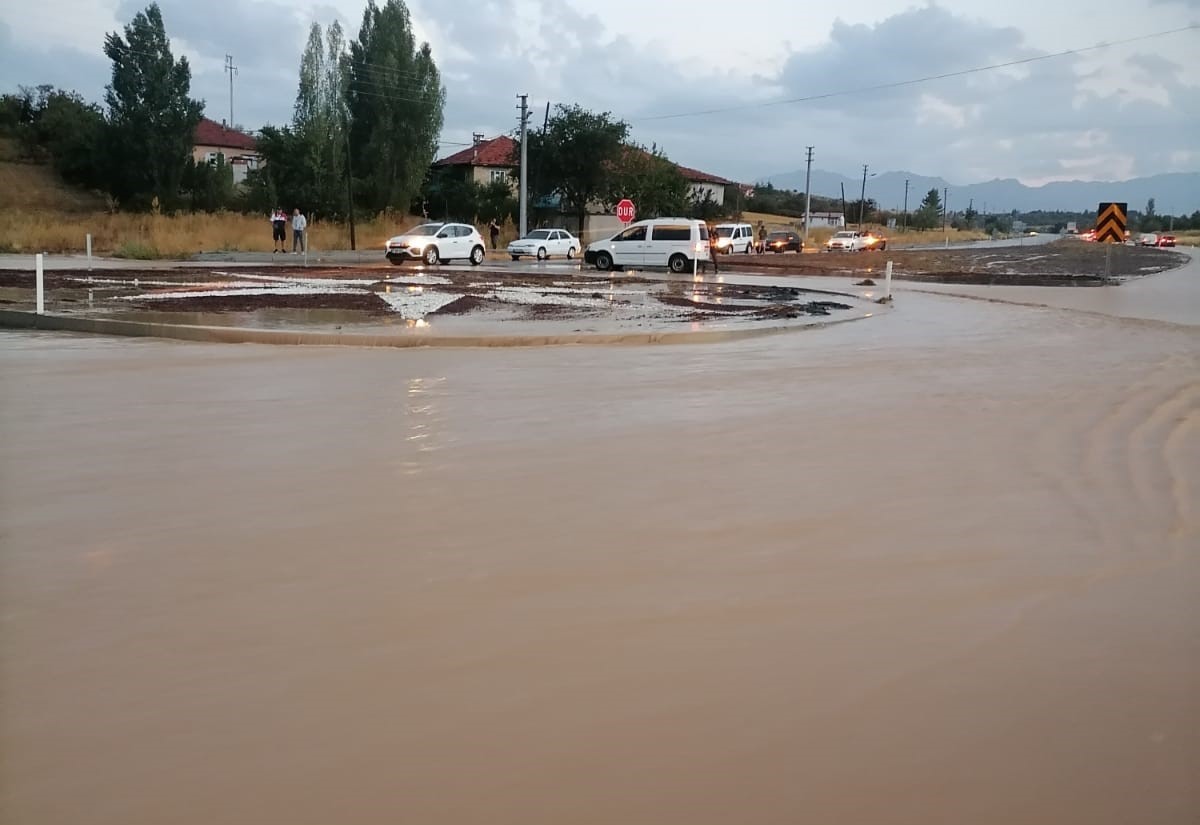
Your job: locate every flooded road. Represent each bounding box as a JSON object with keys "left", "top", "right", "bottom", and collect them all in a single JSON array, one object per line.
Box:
[{"left": 2, "top": 280, "right": 1198, "bottom": 824}]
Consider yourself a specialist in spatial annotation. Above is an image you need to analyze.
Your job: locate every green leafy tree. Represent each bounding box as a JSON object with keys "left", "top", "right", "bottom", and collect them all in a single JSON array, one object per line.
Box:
[
  {"left": 346, "top": 0, "right": 445, "bottom": 213},
  {"left": 518, "top": 104, "right": 630, "bottom": 230},
  {"left": 103, "top": 3, "right": 203, "bottom": 209},
  {"left": 476, "top": 180, "right": 517, "bottom": 224},
  {"left": 182, "top": 156, "right": 234, "bottom": 212},
  {"left": 687, "top": 188, "right": 722, "bottom": 222},
  {"left": 6, "top": 85, "right": 107, "bottom": 190},
  {"left": 911, "top": 187, "right": 942, "bottom": 230},
  {"left": 255, "top": 125, "right": 318, "bottom": 210},
  {"left": 295, "top": 21, "right": 349, "bottom": 217},
  {"left": 607, "top": 144, "right": 689, "bottom": 218}
]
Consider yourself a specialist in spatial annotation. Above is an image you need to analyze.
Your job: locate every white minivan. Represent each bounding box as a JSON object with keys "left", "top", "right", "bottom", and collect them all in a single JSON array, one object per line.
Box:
[
  {"left": 584, "top": 218, "right": 709, "bottom": 272},
  {"left": 712, "top": 222, "right": 755, "bottom": 254}
]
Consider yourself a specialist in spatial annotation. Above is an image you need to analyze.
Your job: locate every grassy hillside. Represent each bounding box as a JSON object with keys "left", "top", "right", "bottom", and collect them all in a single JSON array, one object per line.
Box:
[{"left": 0, "top": 138, "right": 108, "bottom": 212}]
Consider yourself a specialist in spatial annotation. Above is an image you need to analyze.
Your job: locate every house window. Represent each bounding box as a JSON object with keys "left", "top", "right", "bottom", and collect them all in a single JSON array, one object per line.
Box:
[{"left": 489, "top": 169, "right": 509, "bottom": 184}]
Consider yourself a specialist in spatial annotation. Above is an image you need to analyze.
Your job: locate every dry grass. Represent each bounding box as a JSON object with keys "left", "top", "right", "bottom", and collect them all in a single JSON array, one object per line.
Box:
[
  {"left": 740, "top": 210, "right": 989, "bottom": 247},
  {"left": 0, "top": 210, "right": 442, "bottom": 257},
  {"left": 0, "top": 159, "right": 108, "bottom": 213}
]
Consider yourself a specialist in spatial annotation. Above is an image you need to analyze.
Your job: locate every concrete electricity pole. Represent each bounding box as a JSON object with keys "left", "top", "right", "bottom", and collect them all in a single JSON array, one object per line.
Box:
[
  {"left": 902, "top": 178, "right": 910, "bottom": 232},
  {"left": 943, "top": 186, "right": 950, "bottom": 247},
  {"left": 517, "top": 94, "right": 530, "bottom": 238},
  {"left": 224, "top": 55, "right": 238, "bottom": 128},
  {"left": 802, "top": 146, "right": 814, "bottom": 246},
  {"left": 859, "top": 164, "right": 869, "bottom": 229}
]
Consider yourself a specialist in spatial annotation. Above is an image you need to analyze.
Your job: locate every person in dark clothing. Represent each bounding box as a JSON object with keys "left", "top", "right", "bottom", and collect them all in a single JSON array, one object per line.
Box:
[
  {"left": 488, "top": 219, "right": 500, "bottom": 250},
  {"left": 757, "top": 222, "right": 767, "bottom": 254},
  {"left": 271, "top": 207, "right": 287, "bottom": 253},
  {"left": 708, "top": 224, "right": 720, "bottom": 274}
]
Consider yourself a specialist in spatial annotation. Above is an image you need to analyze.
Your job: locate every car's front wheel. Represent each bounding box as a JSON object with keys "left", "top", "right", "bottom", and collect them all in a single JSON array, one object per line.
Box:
[
  {"left": 469, "top": 245, "right": 485, "bottom": 266},
  {"left": 595, "top": 251, "right": 613, "bottom": 271},
  {"left": 423, "top": 246, "right": 440, "bottom": 265},
  {"left": 511, "top": 254, "right": 520, "bottom": 261},
  {"left": 536, "top": 247, "right": 547, "bottom": 261}
]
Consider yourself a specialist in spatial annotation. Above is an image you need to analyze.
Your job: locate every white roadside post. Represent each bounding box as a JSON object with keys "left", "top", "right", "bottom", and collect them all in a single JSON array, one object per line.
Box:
[
  {"left": 35, "top": 253, "right": 45, "bottom": 314},
  {"left": 86, "top": 233, "right": 92, "bottom": 272},
  {"left": 885, "top": 259, "right": 893, "bottom": 301}
]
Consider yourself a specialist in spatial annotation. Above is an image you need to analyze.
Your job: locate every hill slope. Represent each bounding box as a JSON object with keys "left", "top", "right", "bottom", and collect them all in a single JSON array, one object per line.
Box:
[{"left": 0, "top": 139, "right": 108, "bottom": 212}]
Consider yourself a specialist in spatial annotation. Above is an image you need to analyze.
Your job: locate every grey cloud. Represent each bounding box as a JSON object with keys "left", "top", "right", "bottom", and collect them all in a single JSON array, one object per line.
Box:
[{"left": 0, "top": 22, "right": 111, "bottom": 103}]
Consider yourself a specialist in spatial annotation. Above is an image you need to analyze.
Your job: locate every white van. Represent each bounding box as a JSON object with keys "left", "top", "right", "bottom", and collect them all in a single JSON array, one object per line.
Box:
[
  {"left": 584, "top": 218, "right": 710, "bottom": 272},
  {"left": 712, "top": 222, "right": 755, "bottom": 254}
]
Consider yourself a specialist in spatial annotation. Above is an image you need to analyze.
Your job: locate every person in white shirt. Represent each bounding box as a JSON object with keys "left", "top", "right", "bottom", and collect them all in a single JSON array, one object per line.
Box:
[{"left": 292, "top": 208, "right": 307, "bottom": 253}]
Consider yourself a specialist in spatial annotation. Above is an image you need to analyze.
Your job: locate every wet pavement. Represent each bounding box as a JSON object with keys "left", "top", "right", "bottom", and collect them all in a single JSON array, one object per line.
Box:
[{"left": 2, "top": 261, "right": 1198, "bottom": 825}]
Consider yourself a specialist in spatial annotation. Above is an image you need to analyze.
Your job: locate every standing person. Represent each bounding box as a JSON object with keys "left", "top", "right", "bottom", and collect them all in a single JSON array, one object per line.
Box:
[
  {"left": 757, "top": 221, "right": 767, "bottom": 254},
  {"left": 271, "top": 207, "right": 287, "bottom": 253},
  {"left": 708, "top": 224, "right": 720, "bottom": 275},
  {"left": 488, "top": 218, "right": 500, "bottom": 250},
  {"left": 292, "top": 208, "right": 307, "bottom": 254}
]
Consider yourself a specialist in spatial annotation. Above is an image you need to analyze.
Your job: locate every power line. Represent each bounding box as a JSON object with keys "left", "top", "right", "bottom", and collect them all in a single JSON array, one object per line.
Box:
[{"left": 634, "top": 23, "right": 1200, "bottom": 122}]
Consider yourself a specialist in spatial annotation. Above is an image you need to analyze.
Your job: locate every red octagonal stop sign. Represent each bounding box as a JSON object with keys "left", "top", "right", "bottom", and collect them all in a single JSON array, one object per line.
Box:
[{"left": 616, "top": 198, "right": 636, "bottom": 224}]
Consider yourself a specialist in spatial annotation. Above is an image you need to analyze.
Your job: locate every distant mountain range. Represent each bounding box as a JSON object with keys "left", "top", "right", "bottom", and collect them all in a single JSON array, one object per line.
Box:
[{"left": 762, "top": 169, "right": 1200, "bottom": 215}]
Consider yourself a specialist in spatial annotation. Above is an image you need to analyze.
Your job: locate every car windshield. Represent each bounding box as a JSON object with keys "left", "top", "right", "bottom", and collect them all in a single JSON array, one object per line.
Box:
[
  {"left": 407, "top": 223, "right": 443, "bottom": 236},
  {"left": 714, "top": 227, "right": 734, "bottom": 237},
  {"left": 525, "top": 230, "right": 552, "bottom": 240},
  {"left": 767, "top": 232, "right": 790, "bottom": 240},
  {"left": 834, "top": 232, "right": 855, "bottom": 238}
]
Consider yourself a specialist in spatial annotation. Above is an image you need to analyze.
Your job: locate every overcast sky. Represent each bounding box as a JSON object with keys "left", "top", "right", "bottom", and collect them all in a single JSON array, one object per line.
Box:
[{"left": 2, "top": 0, "right": 1198, "bottom": 184}]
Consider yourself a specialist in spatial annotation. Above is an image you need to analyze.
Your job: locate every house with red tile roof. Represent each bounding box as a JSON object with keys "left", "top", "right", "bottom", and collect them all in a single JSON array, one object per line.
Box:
[
  {"left": 435, "top": 135, "right": 518, "bottom": 187},
  {"left": 433, "top": 135, "right": 736, "bottom": 206},
  {"left": 191, "top": 117, "right": 261, "bottom": 184}
]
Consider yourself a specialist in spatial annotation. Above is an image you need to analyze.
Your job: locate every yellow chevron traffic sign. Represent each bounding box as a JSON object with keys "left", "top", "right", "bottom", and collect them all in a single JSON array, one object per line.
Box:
[{"left": 1095, "top": 202, "right": 1127, "bottom": 243}]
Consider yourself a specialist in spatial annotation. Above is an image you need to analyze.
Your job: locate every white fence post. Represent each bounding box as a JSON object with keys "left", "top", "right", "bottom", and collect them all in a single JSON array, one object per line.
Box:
[
  {"left": 86, "top": 233, "right": 92, "bottom": 271},
  {"left": 35, "top": 253, "right": 45, "bottom": 314},
  {"left": 885, "top": 260, "right": 893, "bottom": 301}
]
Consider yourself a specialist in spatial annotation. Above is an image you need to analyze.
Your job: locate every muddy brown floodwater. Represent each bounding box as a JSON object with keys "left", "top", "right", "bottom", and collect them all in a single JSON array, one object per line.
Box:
[{"left": 2, "top": 257, "right": 1198, "bottom": 824}]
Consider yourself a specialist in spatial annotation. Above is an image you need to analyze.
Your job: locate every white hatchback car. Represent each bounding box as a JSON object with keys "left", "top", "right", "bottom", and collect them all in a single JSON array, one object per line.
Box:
[
  {"left": 507, "top": 228, "right": 580, "bottom": 261},
  {"left": 385, "top": 222, "right": 486, "bottom": 266}
]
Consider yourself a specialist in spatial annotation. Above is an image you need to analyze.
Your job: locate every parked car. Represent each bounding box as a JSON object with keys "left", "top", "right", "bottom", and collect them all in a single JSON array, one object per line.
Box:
[
  {"left": 385, "top": 222, "right": 486, "bottom": 266},
  {"left": 1138, "top": 233, "right": 1158, "bottom": 246},
  {"left": 763, "top": 230, "right": 802, "bottom": 253},
  {"left": 584, "top": 218, "right": 709, "bottom": 273},
  {"left": 1156, "top": 234, "right": 1176, "bottom": 247},
  {"left": 711, "top": 222, "right": 755, "bottom": 254},
  {"left": 507, "top": 228, "right": 579, "bottom": 261}
]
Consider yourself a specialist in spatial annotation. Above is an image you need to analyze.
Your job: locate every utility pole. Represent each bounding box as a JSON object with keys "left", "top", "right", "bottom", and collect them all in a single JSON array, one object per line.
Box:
[
  {"left": 858, "top": 164, "right": 869, "bottom": 229},
  {"left": 943, "top": 186, "right": 950, "bottom": 247},
  {"left": 345, "top": 125, "right": 356, "bottom": 250},
  {"left": 517, "top": 94, "right": 530, "bottom": 238},
  {"left": 902, "top": 178, "right": 910, "bottom": 232},
  {"left": 224, "top": 54, "right": 238, "bottom": 129},
  {"left": 802, "top": 146, "right": 814, "bottom": 246}
]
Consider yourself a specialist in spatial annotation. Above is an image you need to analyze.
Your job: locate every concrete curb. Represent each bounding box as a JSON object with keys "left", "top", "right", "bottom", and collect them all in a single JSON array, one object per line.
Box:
[{"left": 0, "top": 308, "right": 879, "bottom": 348}]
